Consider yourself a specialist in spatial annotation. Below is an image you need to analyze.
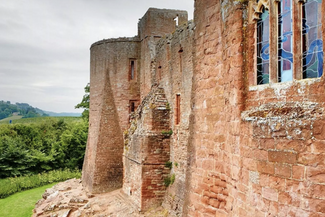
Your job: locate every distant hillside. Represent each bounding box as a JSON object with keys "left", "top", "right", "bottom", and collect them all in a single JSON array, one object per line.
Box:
[
  {"left": 0, "top": 101, "right": 44, "bottom": 120},
  {"left": 0, "top": 100, "right": 81, "bottom": 120},
  {"left": 43, "top": 111, "right": 81, "bottom": 117},
  {"left": 35, "top": 108, "right": 80, "bottom": 117}
]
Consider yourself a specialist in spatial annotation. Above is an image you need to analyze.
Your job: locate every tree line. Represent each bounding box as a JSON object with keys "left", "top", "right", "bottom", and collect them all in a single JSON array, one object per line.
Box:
[{"left": 0, "top": 118, "right": 88, "bottom": 178}]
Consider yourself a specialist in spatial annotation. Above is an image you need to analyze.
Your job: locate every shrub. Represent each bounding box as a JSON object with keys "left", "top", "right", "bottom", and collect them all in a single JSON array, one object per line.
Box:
[
  {"left": 0, "top": 168, "right": 81, "bottom": 199},
  {"left": 165, "top": 161, "right": 173, "bottom": 169},
  {"left": 164, "top": 173, "right": 176, "bottom": 187},
  {"left": 161, "top": 129, "right": 173, "bottom": 136}
]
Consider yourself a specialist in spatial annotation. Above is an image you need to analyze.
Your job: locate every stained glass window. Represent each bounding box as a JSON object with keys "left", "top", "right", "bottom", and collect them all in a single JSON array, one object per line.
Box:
[
  {"left": 278, "top": 0, "right": 293, "bottom": 82},
  {"left": 302, "top": 0, "right": 323, "bottom": 78},
  {"left": 257, "top": 8, "right": 270, "bottom": 85}
]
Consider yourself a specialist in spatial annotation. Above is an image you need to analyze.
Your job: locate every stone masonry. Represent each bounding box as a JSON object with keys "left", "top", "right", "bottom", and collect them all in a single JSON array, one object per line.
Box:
[{"left": 82, "top": 2, "right": 325, "bottom": 216}]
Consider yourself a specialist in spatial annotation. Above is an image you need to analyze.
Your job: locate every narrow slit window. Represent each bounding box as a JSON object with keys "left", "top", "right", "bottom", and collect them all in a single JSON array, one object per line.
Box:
[
  {"left": 179, "top": 47, "right": 183, "bottom": 75},
  {"left": 130, "top": 60, "right": 135, "bottom": 80},
  {"left": 131, "top": 102, "right": 135, "bottom": 112},
  {"left": 176, "top": 94, "right": 180, "bottom": 125},
  {"left": 129, "top": 100, "right": 137, "bottom": 113},
  {"left": 278, "top": 0, "right": 293, "bottom": 82},
  {"left": 158, "top": 65, "right": 162, "bottom": 81},
  {"left": 302, "top": 0, "right": 323, "bottom": 78},
  {"left": 257, "top": 7, "right": 270, "bottom": 85}
]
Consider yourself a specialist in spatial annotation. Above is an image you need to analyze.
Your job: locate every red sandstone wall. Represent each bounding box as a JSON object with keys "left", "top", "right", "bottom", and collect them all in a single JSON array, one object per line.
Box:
[
  {"left": 82, "top": 38, "right": 140, "bottom": 193},
  {"left": 184, "top": 0, "right": 247, "bottom": 216},
  {"left": 185, "top": 0, "right": 325, "bottom": 216},
  {"left": 123, "top": 87, "right": 171, "bottom": 210},
  {"left": 84, "top": 3, "right": 325, "bottom": 216},
  {"left": 152, "top": 22, "right": 195, "bottom": 215},
  {"left": 138, "top": 8, "right": 188, "bottom": 100}
]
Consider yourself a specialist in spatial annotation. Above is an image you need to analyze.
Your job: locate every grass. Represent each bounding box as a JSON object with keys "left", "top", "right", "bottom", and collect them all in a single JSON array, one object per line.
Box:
[
  {"left": 0, "top": 183, "right": 56, "bottom": 217},
  {"left": 0, "top": 115, "right": 23, "bottom": 123},
  {"left": 0, "top": 116, "right": 82, "bottom": 125}
]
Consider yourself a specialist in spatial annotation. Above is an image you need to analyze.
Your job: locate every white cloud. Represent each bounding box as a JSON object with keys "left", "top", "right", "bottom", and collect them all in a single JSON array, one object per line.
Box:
[{"left": 0, "top": 0, "right": 194, "bottom": 113}]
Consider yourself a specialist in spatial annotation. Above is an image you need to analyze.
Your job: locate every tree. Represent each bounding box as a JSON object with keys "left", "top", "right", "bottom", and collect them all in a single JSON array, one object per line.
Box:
[{"left": 75, "top": 83, "right": 89, "bottom": 122}]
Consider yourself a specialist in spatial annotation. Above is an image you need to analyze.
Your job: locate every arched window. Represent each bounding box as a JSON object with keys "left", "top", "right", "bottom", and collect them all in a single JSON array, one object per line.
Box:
[
  {"left": 257, "top": 7, "right": 270, "bottom": 85},
  {"left": 278, "top": 0, "right": 293, "bottom": 82},
  {"left": 302, "top": 0, "right": 323, "bottom": 78}
]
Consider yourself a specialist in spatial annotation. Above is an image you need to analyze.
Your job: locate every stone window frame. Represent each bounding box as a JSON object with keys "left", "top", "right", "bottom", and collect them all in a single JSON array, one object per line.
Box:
[{"left": 248, "top": 0, "right": 324, "bottom": 86}]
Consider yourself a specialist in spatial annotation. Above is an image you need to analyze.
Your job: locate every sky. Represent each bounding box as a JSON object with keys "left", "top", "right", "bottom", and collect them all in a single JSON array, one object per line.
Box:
[{"left": 0, "top": 1, "right": 194, "bottom": 113}]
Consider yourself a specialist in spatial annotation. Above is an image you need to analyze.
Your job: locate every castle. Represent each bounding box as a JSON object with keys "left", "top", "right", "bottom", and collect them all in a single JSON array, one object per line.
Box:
[{"left": 82, "top": 0, "right": 325, "bottom": 216}]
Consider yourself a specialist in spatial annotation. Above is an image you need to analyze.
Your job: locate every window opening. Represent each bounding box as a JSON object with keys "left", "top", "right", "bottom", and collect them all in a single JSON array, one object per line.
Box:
[
  {"left": 278, "top": 0, "right": 293, "bottom": 82},
  {"left": 129, "top": 100, "right": 138, "bottom": 114},
  {"left": 130, "top": 102, "right": 135, "bottom": 112},
  {"left": 158, "top": 65, "right": 162, "bottom": 81},
  {"left": 130, "top": 60, "right": 135, "bottom": 80},
  {"left": 176, "top": 94, "right": 180, "bottom": 125},
  {"left": 257, "top": 7, "right": 270, "bottom": 85},
  {"left": 179, "top": 47, "right": 183, "bottom": 75},
  {"left": 302, "top": 0, "right": 323, "bottom": 78},
  {"left": 174, "top": 15, "right": 179, "bottom": 26}
]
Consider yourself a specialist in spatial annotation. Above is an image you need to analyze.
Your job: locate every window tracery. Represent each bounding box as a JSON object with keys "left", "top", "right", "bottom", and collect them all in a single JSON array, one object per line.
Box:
[
  {"left": 302, "top": 0, "right": 323, "bottom": 78},
  {"left": 252, "top": 0, "right": 323, "bottom": 85}
]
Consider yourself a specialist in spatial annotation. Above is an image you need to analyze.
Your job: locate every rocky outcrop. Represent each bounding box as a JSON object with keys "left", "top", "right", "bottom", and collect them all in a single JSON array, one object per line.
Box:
[{"left": 33, "top": 179, "right": 169, "bottom": 217}]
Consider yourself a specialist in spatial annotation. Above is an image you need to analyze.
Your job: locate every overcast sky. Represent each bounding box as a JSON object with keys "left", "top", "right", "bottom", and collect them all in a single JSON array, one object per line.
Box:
[{"left": 0, "top": 1, "right": 194, "bottom": 113}]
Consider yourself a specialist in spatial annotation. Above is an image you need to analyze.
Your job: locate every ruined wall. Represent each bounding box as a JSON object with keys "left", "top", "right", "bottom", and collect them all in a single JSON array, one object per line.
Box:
[
  {"left": 152, "top": 22, "right": 195, "bottom": 215},
  {"left": 138, "top": 8, "right": 188, "bottom": 100},
  {"left": 82, "top": 37, "right": 140, "bottom": 193},
  {"left": 83, "top": 2, "right": 325, "bottom": 216},
  {"left": 123, "top": 87, "right": 171, "bottom": 210}
]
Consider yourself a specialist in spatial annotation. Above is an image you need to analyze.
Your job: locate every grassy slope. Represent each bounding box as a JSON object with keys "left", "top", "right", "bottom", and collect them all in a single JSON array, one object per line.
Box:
[
  {"left": 0, "top": 115, "right": 23, "bottom": 123},
  {"left": 0, "top": 183, "right": 56, "bottom": 217}
]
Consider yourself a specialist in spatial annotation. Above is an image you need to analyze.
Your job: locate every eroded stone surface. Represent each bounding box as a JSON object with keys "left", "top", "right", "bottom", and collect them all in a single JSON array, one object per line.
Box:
[{"left": 33, "top": 179, "right": 169, "bottom": 217}]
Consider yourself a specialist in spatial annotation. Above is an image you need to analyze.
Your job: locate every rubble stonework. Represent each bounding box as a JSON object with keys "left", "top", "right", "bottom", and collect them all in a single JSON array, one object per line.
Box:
[{"left": 38, "top": 1, "right": 325, "bottom": 216}]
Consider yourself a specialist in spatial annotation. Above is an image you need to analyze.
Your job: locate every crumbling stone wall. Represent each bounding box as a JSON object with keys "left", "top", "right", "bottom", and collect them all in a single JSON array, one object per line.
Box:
[
  {"left": 152, "top": 22, "right": 195, "bottom": 215},
  {"left": 138, "top": 8, "right": 188, "bottom": 100},
  {"left": 123, "top": 86, "right": 171, "bottom": 210}
]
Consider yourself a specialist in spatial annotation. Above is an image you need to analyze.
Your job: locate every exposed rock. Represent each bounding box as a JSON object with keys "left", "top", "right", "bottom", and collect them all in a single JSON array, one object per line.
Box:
[{"left": 33, "top": 179, "right": 169, "bottom": 217}]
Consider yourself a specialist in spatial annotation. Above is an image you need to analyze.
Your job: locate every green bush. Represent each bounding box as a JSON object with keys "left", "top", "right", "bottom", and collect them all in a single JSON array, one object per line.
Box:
[
  {"left": 0, "top": 168, "right": 81, "bottom": 198},
  {"left": 0, "top": 118, "right": 88, "bottom": 178}
]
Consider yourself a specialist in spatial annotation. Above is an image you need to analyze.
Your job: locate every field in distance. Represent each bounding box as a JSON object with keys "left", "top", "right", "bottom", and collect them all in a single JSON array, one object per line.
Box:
[
  {"left": 0, "top": 116, "right": 82, "bottom": 125},
  {"left": 0, "top": 115, "right": 23, "bottom": 123}
]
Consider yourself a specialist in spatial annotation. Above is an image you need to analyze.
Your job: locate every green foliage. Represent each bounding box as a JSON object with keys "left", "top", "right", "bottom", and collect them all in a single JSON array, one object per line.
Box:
[
  {"left": 161, "top": 129, "right": 173, "bottom": 136},
  {"left": 164, "top": 177, "right": 171, "bottom": 187},
  {"left": 166, "top": 102, "right": 170, "bottom": 110},
  {"left": 0, "top": 168, "right": 81, "bottom": 199},
  {"left": 174, "top": 162, "right": 178, "bottom": 167},
  {"left": 165, "top": 161, "right": 173, "bottom": 169},
  {"left": 75, "top": 83, "right": 90, "bottom": 122},
  {"left": 164, "top": 174, "right": 175, "bottom": 187},
  {"left": 170, "top": 174, "right": 175, "bottom": 185},
  {"left": 0, "top": 183, "right": 56, "bottom": 217},
  {"left": 0, "top": 118, "right": 88, "bottom": 178}
]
